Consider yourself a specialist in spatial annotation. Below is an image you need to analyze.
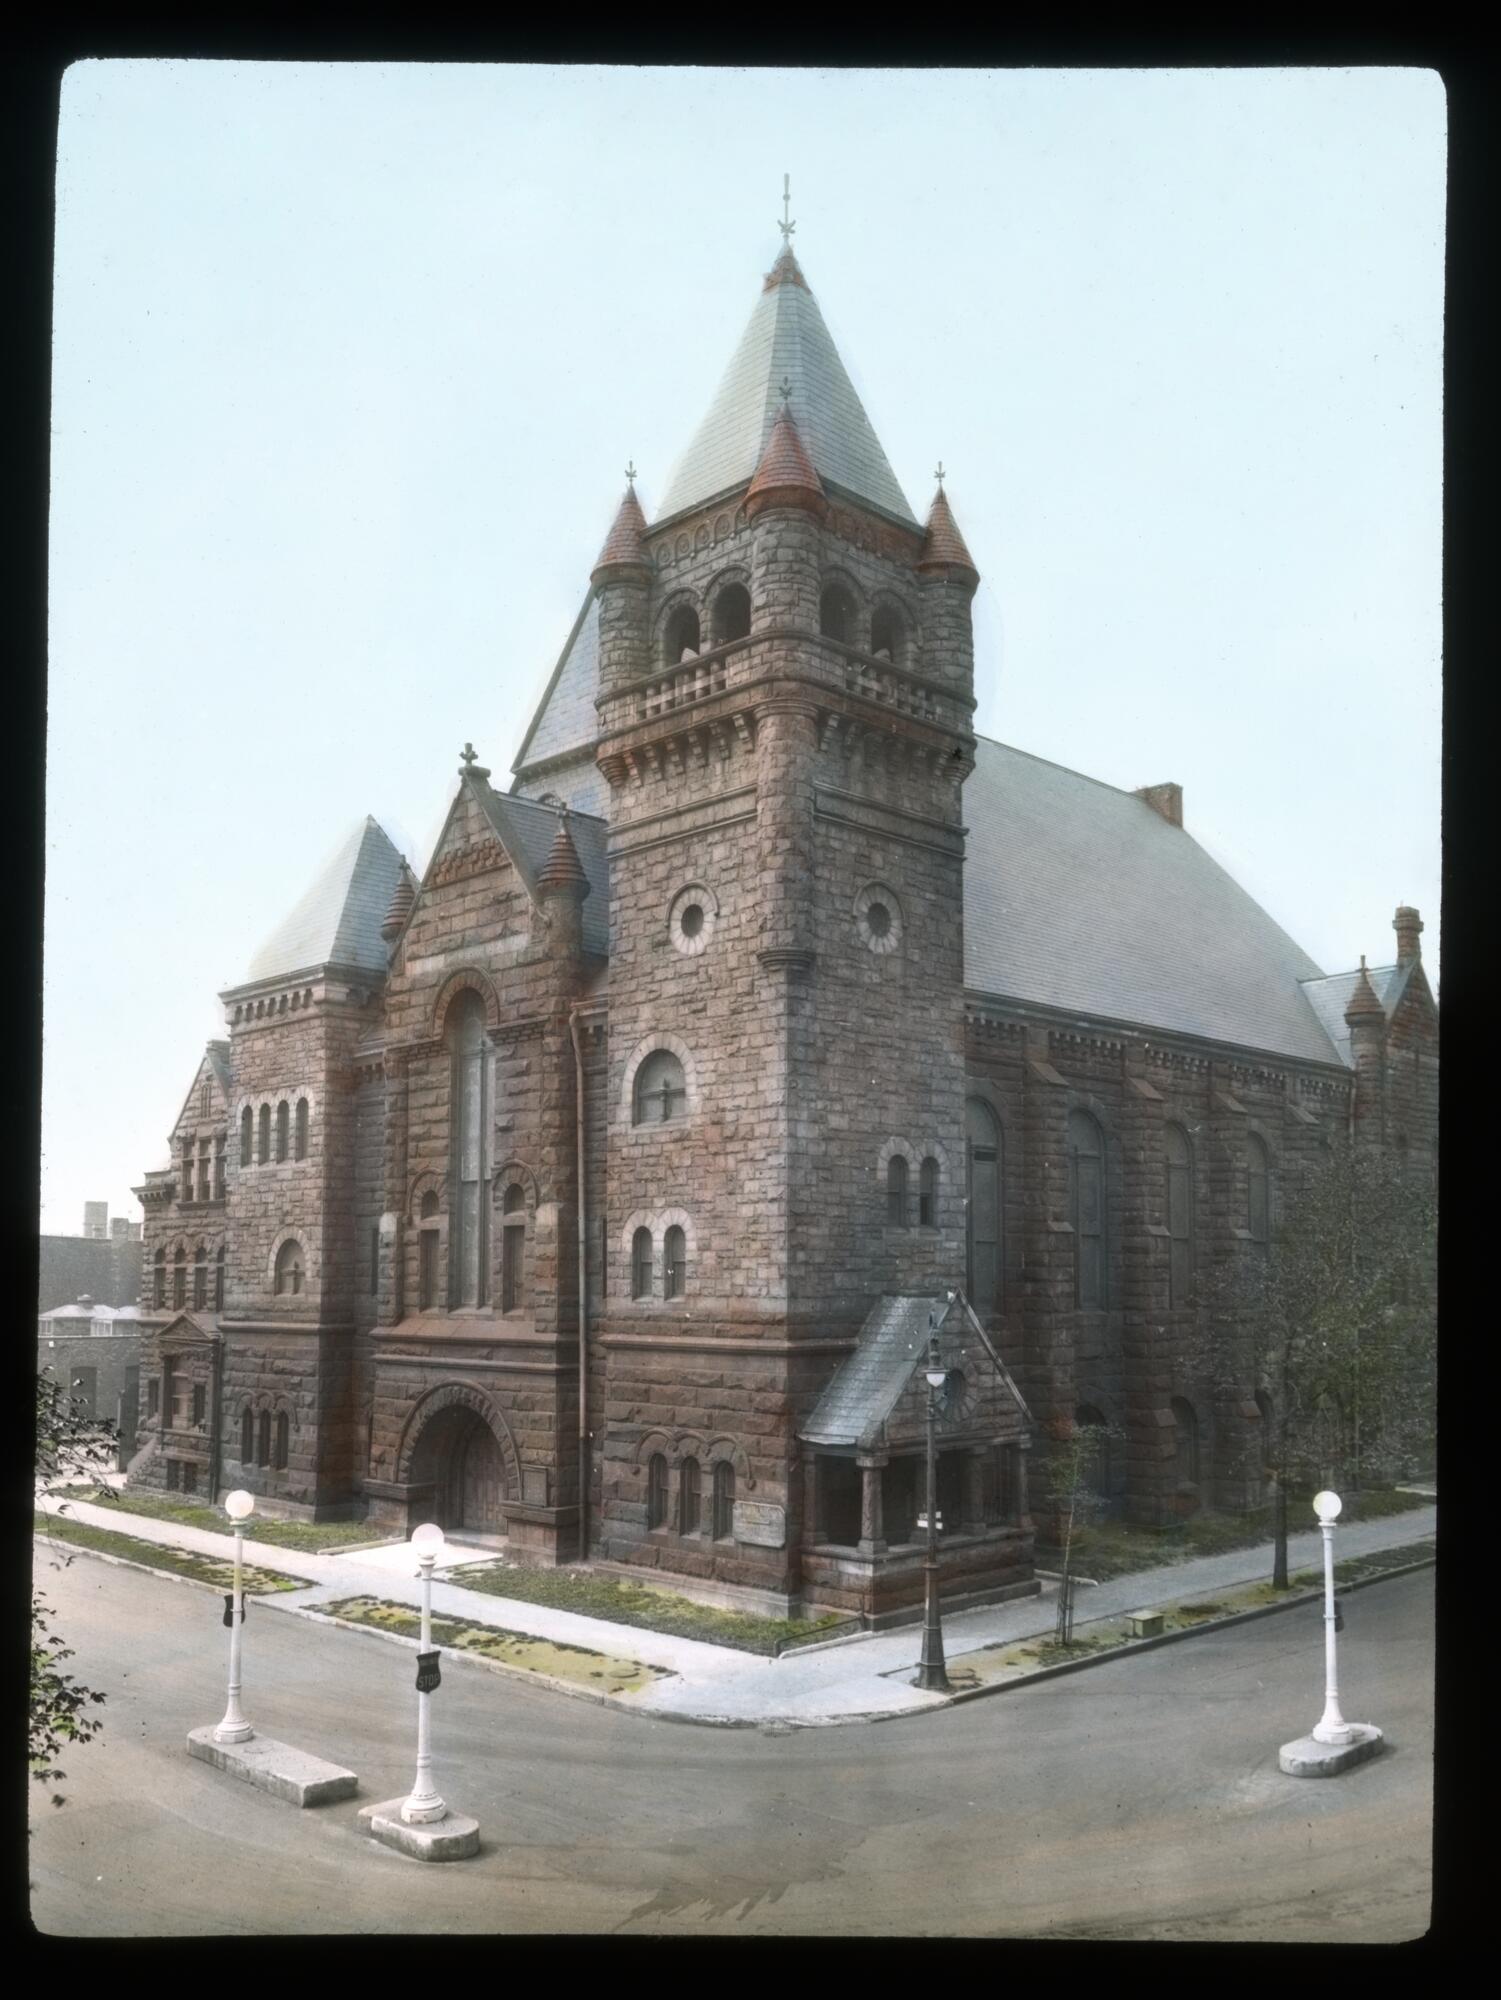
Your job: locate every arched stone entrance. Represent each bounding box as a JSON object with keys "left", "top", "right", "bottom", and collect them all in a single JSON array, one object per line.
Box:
[{"left": 397, "top": 1382, "right": 519, "bottom": 1539}]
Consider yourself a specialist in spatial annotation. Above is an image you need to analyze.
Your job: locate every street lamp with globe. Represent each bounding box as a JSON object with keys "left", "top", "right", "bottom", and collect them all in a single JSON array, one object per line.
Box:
[
  {"left": 402, "top": 1521, "right": 448, "bottom": 1825},
  {"left": 915, "top": 1324, "right": 953, "bottom": 1694},
  {"left": 214, "top": 1489, "right": 255, "bottom": 1744}
]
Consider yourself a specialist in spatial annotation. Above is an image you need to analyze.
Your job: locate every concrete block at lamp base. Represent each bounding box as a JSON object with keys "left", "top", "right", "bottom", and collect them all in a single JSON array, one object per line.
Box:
[
  {"left": 187, "top": 1727, "right": 359, "bottom": 1806},
  {"left": 358, "top": 1797, "right": 481, "bottom": 1861},
  {"left": 1278, "top": 1723, "right": 1384, "bottom": 1777}
]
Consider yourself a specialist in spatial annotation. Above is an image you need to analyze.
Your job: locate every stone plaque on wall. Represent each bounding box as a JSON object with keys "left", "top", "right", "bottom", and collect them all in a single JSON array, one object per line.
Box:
[{"left": 733, "top": 1500, "right": 786, "bottom": 1549}]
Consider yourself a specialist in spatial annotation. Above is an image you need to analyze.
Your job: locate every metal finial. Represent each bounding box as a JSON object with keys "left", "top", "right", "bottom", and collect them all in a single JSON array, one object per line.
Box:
[
  {"left": 538, "top": 790, "right": 571, "bottom": 822},
  {"left": 460, "top": 743, "right": 478, "bottom": 769},
  {"left": 934, "top": 460, "right": 946, "bottom": 489},
  {"left": 624, "top": 460, "right": 637, "bottom": 489},
  {"left": 779, "top": 374, "right": 793, "bottom": 405},
  {"left": 778, "top": 173, "right": 795, "bottom": 247}
]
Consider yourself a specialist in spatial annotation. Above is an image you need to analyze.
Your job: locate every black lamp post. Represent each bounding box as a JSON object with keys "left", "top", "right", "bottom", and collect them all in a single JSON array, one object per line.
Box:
[{"left": 916, "top": 1327, "right": 952, "bottom": 1693}]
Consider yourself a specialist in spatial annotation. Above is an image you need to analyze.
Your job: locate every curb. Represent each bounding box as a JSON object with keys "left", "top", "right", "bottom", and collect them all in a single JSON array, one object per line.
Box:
[{"left": 31, "top": 1530, "right": 301, "bottom": 1602}]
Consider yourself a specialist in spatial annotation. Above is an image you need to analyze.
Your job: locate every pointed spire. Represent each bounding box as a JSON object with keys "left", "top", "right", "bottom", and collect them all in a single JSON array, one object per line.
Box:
[
  {"left": 1344, "top": 956, "right": 1386, "bottom": 1027},
  {"left": 537, "top": 812, "right": 589, "bottom": 899},
  {"left": 380, "top": 860, "right": 417, "bottom": 944},
  {"left": 917, "top": 483, "right": 979, "bottom": 581},
  {"left": 591, "top": 483, "right": 651, "bottom": 577},
  {"left": 744, "top": 401, "right": 827, "bottom": 520}
]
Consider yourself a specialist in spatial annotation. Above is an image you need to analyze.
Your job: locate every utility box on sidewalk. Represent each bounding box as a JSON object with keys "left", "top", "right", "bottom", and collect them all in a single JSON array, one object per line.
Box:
[{"left": 1126, "top": 1610, "right": 1165, "bottom": 1639}]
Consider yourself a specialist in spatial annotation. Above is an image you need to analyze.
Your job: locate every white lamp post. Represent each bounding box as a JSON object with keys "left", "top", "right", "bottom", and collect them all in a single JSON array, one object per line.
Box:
[
  {"left": 214, "top": 1489, "right": 255, "bottom": 1744},
  {"left": 1310, "top": 1489, "right": 1354, "bottom": 1744},
  {"left": 401, "top": 1521, "right": 448, "bottom": 1825}
]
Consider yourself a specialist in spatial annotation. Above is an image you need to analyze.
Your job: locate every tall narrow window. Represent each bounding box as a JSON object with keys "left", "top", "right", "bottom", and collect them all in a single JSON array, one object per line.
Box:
[
  {"left": 418, "top": 1191, "right": 440, "bottom": 1311},
  {"left": 274, "top": 1411, "right": 289, "bottom": 1471},
  {"left": 634, "top": 1050, "right": 687, "bottom": 1125},
  {"left": 275, "top": 1101, "right": 289, "bottom": 1162},
  {"left": 710, "top": 582, "right": 750, "bottom": 645},
  {"left": 919, "top": 1157, "right": 939, "bottom": 1228},
  {"left": 258, "top": 1105, "right": 270, "bottom": 1165},
  {"left": 663, "top": 604, "right": 701, "bottom": 665},
  {"left": 182, "top": 1145, "right": 194, "bottom": 1200},
  {"left": 147, "top": 1377, "right": 160, "bottom": 1418},
  {"left": 664, "top": 1224, "right": 686, "bottom": 1300},
  {"left": 646, "top": 1452, "right": 668, "bottom": 1529},
  {"left": 870, "top": 602, "right": 904, "bottom": 663},
  {"left": 215, "top": 1248, "right": 226, "bottom": 1311},
  {"left": 214, "top": 1135, "right": 226, "bottom": 1200},
  {"left": 447, "top": 990, "right": 490, "bottom": 1308},
  {"left": 257, "top": 1409, "right": 271, "bottom": 1467},
  {"left": 170, "top": 1361, "right": 192, "bottom": 1431},
  {"left": 1171, "top": 1397, "right": 1199, "bottom": 1488},
  {"left": 966, "top": 1099, "right": 1002, "bottom": 1309},
  {"left": 1068, "top": 1109, "right": 1107, "bottom": 1310},
  {"left": 240, "top": 1106, "right": 253, "bottom": 1167},
  {"left": 154, "top": 1250, "right": 167, "bottom": 1308},
  {"left": 241, "top": 1404, "right": 253, "bottom": 1464},
  {"left": 886, "top": 1154, "right": 909, "bottom": 1227},
  {"left": 274, "top": 1240, "right": 305, "bottom": 1296},
  {"left": 197, "top": 1140, "right": 211, "bottom": 1202},
  {"left": 1165, "top": 1124, "right": 1194, "bottom": 1308},
  {"left": 712, "top": 1460, "right": 735, "bottom": 1540},
  {"left": 820, "top": 582, "right": 855, "bottom": 644},
  {"left": 679, "top": 1456, "right": 702, "bottom": 1536},
  {"left": 501, "top": 1186, "right": 526, "bottom": 1313},
  {"left": 193, "top": 1381, "right": 207, "bottom": 1428},
  {"left": 173, "top": 1249, "right": 186, "bottom": 1309},
  {"left": 201, "top": 1079, "right": 211, "bottom": 1119},
  {"left": 193, "top": 1246, "right": 207, "bottom": 1309},
  {"left": 631, "top": 1227, "right": 654, "bottom": 1300},
  {"left": 1247, "top": 1135, "right": 1271, "bottom": 1245},
  {"left": 295, "top": 1098, "right": 309, "bottom": 1161}
]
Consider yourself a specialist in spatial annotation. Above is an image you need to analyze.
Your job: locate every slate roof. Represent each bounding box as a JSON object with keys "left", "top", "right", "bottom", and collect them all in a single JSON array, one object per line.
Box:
[
  {"left": 244, "top": 817, "right": 405, "bottom": 983},
  {"left": 472, "top": 783, "right": 610, "bottom": 957},
  {"left": 963, "top": 738, "right": 1344, "bottom": 1067},
  {"left": 1298, "top": 963, "right": 1404, "bottom": 1070},
  {"left": 206, "top": 1042, "right": 232, "bottom": 1099},
  {"left": 513, "top": 590, "right": 601, "bottom": 775},
  {"left": 656, "top": 246, "right": 916, "bottom": 526},
  {"left": 802, "top": 1294, "right": 952, "bottom": 1448}
]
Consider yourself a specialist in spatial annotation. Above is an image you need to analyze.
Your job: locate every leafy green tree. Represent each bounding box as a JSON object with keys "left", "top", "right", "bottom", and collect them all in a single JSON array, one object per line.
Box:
[
  {"left": 1200, "top": 1141, "right": 1436, "bottom": 1589},
  {"left": 31, "top": 1372, "right": 116, "bottom": 1809}
]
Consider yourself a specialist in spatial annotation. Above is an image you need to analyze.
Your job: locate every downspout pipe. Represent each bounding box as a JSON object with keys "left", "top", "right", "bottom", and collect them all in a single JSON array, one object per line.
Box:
[{"left": 569, "top": 1004, "right": 589, "bottom": 1563}]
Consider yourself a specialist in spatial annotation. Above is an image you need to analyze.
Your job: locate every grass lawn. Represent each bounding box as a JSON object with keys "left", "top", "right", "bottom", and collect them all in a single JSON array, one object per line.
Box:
[
  {"left": 46, "top": 1485, "right": 385, "bottom": 1554},
  {"left": 1038, "top": 1485, "right": 1433, "bottom": 1583},
  {"left": 33, "top": 1511, "right": 303, "bottom": 1594},
  {"left": 318, "top": 1596, "right": 665, "bottom": 1696},
  {"left": 451, "top": 1561, "right": 855, "bottom": 1655}
]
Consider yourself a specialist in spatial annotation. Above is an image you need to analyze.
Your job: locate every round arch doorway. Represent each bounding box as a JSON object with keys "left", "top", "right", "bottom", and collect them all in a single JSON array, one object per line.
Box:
[{"left": 408, "top": 1402, "right": 506, "bottom": 1537}]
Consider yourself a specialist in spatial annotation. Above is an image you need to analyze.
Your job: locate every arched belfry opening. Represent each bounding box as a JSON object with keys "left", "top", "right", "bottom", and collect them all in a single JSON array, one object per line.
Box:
[{"left": 664, "top": 604, "right": 701, "bottom": 666}]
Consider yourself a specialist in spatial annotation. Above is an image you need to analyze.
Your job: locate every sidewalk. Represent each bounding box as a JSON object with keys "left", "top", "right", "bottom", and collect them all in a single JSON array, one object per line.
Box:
[{"left": 35, "top": 1490, "right": 1435, "bottom": 1728}]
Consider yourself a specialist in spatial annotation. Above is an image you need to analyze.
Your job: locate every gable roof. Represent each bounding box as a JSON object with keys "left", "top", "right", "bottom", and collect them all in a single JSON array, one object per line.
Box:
[
  {"left": 963, "top": 737, "right": 1344, "bottom": 1067},
  {"left": 468, "top": 779, "right": 610, "bottom": 957},
  {"left": 243, "top": 817, "right": 404, "bottom": 983},
  {"left": 656, "top": 247, "right": 915, "bottom": 527},
  {"left": 802, "top": 1294, "right": 951, "bottom": 1448}
]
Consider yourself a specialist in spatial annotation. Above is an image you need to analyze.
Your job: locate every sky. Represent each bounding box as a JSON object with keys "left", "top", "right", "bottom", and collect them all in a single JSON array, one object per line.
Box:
[{"left": 42, "top": 62, "right": 1445, "bottom": 1235}]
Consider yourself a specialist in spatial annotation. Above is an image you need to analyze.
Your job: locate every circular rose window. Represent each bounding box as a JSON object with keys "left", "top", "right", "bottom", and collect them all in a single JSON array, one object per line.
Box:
[
  {"left": 669, "top": 883, "right": 718, "bottom": 957},
  {"left": 854, "top": 882, "right": 903, "bottom": 955}
]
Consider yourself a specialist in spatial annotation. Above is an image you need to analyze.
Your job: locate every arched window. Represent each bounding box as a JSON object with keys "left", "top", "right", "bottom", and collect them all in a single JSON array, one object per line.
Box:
[
  {"left": 1075, "top": 1405, "right": 1112, "bottom": 1502},
  {"left": 820, "top": 582, "right": 856, "bottom": 644},
  {"left": 193, "top": 1246, "right": 207, "bottom": 1310},
  {"left": 710, "top": 582, "right": 750, "bottom": 645},
  {"left": 418, "top": 1190, "right": 440, "bottom": 1311},
  {"left": 1165, "top": 1125, "right": 1194, "bottom": 1308},
  {"left": 173, "top": 1248, "right": 186, "bottom": 1309},
  {"left": 662, "top": 1224, "right": 687, "bottom": 1300},
  {"left": 679, "top": 1456, "right": 702, "bottom": 1536},
  {"left": 294, "top": 1098, "right": 309, "bottom": 1161},
  {"left": 447, "top": 990, "right": 490, "bottom": 1308},
  {"left": 240, "top": 1404, "right": 254, "bottom": 1464},
  {"left": 631, "top": 1227, "right": 654, "bottom": 1300},
  {"left": 274, "top": 1410, "right": 289, "bottom": 1471},
  {"left": 1247, "top": 1134, "right": 1271, "bottom": 1245},
  {"left": 966, "top": 1098, "right": 1002, "bottom": 1310},
  {"left": 154, "top": 1250, "right": 167, "bottom": 1308},
  {"left": 646, "top": 1452, "right": 668, "bottom": 1529},
  {"left": 240, "top": 1107, "right": 253, "bottom": 1167},
  {"left": 258, "top": 1104, "right": 271, "bottom": 1165},
  {"left": 712, "top": 1460, "right": 735, "bottom": 1540},
  {"left": 501, "top": 1185, "right": 526, "bottom": 1314},
  {"left": 275, "top": 1101, "right": 289, "bottom": 1162},
  {"left": 919, "top": 1157, "right": 939, "bottom": 1228},
  {"left": 257, "top": 1409, "right": 271, "bottom": 1467},
  {"left": 664, "top": 603, "right": 701, "bottom": 665},
  {"left": 1068, "top": 1110, "right": 1107, "bottom": 1310},
  {"left": 182, "top": 1144, "right": 193, "bottom": 1200},
  {"left": 870, "top": 602, "right": 904, "bottom": 664},
  {"left": 886, "top": 1154, "right": 909, "bottom": 1227},
  {"left": 215, "top": 1248, "right": 226, "bottom": 1311},
  {"left": 1171, "top": 1397, "right": 1199, "bottom": 1488},
  {"left": 634, "top": 1050, "right": 687, "bottom": 1125},
  {"left": 274, "top": 1240, "right": 305, "bottom": 1297}
]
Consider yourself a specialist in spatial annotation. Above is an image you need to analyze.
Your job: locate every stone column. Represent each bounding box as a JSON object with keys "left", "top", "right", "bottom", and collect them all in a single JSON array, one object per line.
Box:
[{"left": 857, "top": 1452, "right": 886, "bottom": 1555}]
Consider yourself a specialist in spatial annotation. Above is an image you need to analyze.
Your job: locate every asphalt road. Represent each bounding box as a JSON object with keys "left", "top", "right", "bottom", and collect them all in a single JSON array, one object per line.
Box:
[{"left": 28, "top": 1545, "right": 1434, "bottom": 1939}]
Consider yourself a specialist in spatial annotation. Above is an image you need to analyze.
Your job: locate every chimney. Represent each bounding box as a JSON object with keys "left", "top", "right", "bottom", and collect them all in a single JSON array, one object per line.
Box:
[
  {"left": 1135, "top": 782, "right": 1183, "bottom": 828},
  {"left": 1394, "top": 905, "right": 1423, "bottom": 966}
]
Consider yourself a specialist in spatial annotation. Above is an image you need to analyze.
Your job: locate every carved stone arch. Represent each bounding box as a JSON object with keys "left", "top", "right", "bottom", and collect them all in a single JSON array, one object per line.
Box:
[
  {"left": 395, "top": 1379, "right": 521, "bottom": 1501},
  {"left": 656, "top": 585, "right": 703, "bottom": 653},
  {"left": 636, "top": 1429, "right": 672, "bottom": 1467},
  {"left": 875, "top": 1135, "right": 921, "bottom": 1184},
  {"left": 432, "top": 966, "right": 501, "bottom": 1037},
  {"left": 266, "top": 1227, "right": 314, "bottom": 1291},
  {"left": 669, "top": 1429, "right": 708, "bottom": 1468},
  {"left": 704, "top": 1435, "right": 754, "bottom": 1488},
  {"left": 620, "top": 1208, "right": 657, "bottom": 1256},
  {"left": 654, "top": 1206, "right": 698, "bottom": 1262},
  {"left": 408, "top": 1169, "right": 447, "bottom": 1219},
  {"left": 621, "top": 1031, "right": 702, "bottom": 1122},
  {"left": 494, "top": 1160, "right": 541, "bottom": 1213},
  {"left": 915, "top": 1136, "right": 955, "bottom": 1180}
]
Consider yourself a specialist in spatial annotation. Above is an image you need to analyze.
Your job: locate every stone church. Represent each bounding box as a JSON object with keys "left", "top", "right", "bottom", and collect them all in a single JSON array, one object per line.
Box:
[{"left": 130, "top": 229, "right": 1438, "bottom": 1621}]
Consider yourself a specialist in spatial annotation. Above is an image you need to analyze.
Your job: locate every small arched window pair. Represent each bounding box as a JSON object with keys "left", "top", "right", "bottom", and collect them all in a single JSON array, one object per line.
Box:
[{"left": 631, "top": 1226, "right": 687, "bottom": 1299}]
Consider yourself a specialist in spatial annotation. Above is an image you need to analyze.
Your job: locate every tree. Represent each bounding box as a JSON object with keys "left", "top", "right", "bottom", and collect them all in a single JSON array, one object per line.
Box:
[
  {"left": 1041, "top": 1414, "right": 1119, "bottom": 1644},
  {"left": 1200, "top": 1140, "right": 1436, "bottom": 1589},
  {"left": 31, "top": 1371, "right": 116, "bottom": 1810}
]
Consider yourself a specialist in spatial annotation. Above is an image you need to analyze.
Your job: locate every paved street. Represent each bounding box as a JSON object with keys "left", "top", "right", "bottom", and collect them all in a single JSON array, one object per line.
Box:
[{"left": 30, "top": 1545, "right": 1433, "bottom": 1939}]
